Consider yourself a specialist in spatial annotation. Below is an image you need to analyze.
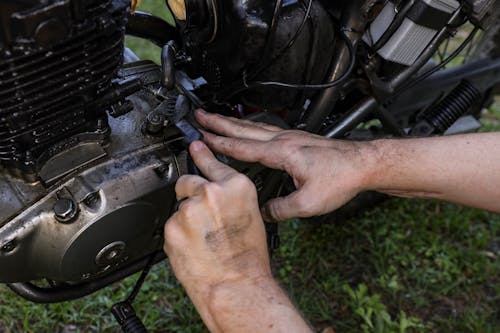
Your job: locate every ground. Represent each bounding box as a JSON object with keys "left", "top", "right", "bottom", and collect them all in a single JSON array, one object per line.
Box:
[{"left": 0, "top": 3, "right": 499, "bottom": 333}]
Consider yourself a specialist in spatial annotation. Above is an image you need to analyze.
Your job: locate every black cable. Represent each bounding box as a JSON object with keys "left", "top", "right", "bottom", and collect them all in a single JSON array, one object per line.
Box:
[
  {"left": 273, "top": 0, "right": 313, "bottom": 63},
  {"left": 240, "top": 28, "right": 356, "bottom": 91},
  {"left": 111, "top": 252, "right": 159, "bottom": 333},
  {"left": 250, "top": 0, "right": 314, "bottom": 79},
  {"left": 127, "top": 253, "right": 158, "bottom": 303},
  {"left": 218, "top": 0, "right": 314, "bottom": 99},
  {"left": 250, "top": 0, "right": 284, "bottom": 77}
]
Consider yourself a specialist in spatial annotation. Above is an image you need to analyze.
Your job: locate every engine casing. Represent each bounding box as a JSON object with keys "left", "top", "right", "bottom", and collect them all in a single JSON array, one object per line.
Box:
[{"left": 0, "top": 61, "right": 182, "bottom": 283}]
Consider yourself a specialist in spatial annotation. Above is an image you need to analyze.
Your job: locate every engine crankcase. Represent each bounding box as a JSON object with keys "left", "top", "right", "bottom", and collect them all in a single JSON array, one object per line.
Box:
[{"left": 0, "top": 66, "right": 181, "bottom": 283}]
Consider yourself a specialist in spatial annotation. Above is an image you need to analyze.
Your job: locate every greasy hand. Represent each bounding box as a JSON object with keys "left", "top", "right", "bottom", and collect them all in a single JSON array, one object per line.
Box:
[
  {"left": 196, "top": 109, "right": 378, "bottom": 222},
  {"left": 164, "top": 141, "right": 271, "bottom": 329}
]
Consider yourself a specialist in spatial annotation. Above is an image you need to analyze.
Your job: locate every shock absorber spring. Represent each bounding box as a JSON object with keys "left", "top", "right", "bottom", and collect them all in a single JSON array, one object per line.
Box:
[{"left": 422, "top": 80, "right": 481, "bottom": 133}]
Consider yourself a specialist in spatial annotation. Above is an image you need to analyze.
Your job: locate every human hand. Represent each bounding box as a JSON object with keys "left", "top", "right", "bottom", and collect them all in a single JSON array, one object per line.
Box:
[
  {"left": 164, "top": 141, "right": 272, "bottom": 330},
  {"left": 195, "top": 109, "right": 379, "bottom": 222}
]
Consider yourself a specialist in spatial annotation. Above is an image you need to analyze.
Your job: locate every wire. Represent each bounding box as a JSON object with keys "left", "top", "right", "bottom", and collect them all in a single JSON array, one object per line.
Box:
[
  {"left": 219, "top": 0, "right": 314, "bottom": 99},
  {"left": 275, "top": 0, "right": 313, "bottom": 61},
  {"left": 392, "top": 27, "right": 479, "bottom": 98},
  {"left": 241, "top": 28, "right": 356, "bottom": 91},
  {"left": 250, "top": 0, "right": 314, "bottom": 79},
  {"left": 250, "top": 0, "right": 284, "bottom": 77},
  {"left": 126, "top": 253, "right": 158, "bottom": 303}
]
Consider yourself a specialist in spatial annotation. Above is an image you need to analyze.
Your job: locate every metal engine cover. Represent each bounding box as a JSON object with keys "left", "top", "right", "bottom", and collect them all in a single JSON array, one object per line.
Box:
[{"left": 0, "top": 62, "right": 182, "bottom": 283}]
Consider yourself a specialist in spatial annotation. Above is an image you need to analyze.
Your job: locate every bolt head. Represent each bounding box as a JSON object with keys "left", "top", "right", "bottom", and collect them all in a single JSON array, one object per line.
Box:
[
  {"left": 54, "top": 198, "right": 78, "bottom": 223},
  {"left": 95, "top": 241, "right": 126, "bottom": 267}
]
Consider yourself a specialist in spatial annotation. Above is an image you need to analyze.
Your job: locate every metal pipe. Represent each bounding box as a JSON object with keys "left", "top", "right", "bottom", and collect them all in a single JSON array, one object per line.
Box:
[
  {"left": 323, "top": 97, "right": 378, "bottom": 138},
  {"left": 7, "top": 252, "right": 165, "bottom": 304},
  {"left": 304, "top": 0, "right": 368, "bottom": 132},
  {"left": 126, "top": 11, "right": 180, "bottom": 47}
]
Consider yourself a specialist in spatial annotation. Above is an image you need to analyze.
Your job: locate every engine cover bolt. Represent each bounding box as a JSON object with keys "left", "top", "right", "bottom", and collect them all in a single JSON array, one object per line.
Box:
[
  {"left": 95, "top": 241, "right": 127, "bottom": 267},
  {"left": 145, "top": 111, "right": 166, "bottom": 134},
  {"left": 54, "top": 198, "right": 78, "bottom": 223}
]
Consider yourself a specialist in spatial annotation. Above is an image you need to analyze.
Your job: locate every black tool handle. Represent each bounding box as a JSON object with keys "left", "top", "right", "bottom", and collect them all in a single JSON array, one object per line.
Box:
[
  {"left": 175, "top": 119, "right": 204, "bottom": 176},
  {"left": 112, "top": 302, "right": 148, "bottom": 333}
]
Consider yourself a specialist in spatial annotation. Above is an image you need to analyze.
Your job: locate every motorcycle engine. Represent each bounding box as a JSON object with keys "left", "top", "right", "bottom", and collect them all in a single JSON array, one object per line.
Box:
[
  {"left": 168, "top": 0, "right": 336, "bottom": 111},
  {"left": 0, "top": 0, "right": 336, "bottom": 297},
  {"left": 0, "top": 0, "right": 180, "bottom": 285}
]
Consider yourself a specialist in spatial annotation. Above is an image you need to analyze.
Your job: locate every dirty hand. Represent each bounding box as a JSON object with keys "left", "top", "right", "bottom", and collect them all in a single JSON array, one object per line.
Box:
[
  {"left": 164, "top": 141, "right": 272, "bottom": 331},
  {"left": 195, "top": 109, "right": 378, "bottom": 222}
]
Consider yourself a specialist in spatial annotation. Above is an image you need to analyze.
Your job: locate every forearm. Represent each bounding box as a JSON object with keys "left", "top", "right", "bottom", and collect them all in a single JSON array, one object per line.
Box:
[
  {"left": 368, "top": 132, "right": 500, "bottom": 213},
  {"left": 204, "top": 277, "right": 312, "bottom": 333}
]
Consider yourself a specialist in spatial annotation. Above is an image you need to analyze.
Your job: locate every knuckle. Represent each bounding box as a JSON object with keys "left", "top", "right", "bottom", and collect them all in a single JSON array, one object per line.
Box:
[
  {"left": 174, "top": 175, "right": 189, "bottom": 190},
  {"left": 268, "top": 201, "right": 287, "bottom": 222},
  {"left": 177, "top": 174, "right": 191, "bottom": 183},
  {"left": 232, "top": 139, "right": 246, "bottom": 152},
  {"left": 286, "top": 130, "right": 302, "bottom": 137},
  {"left": 279, "top": 130, "right": 301, "bottom": 139},
  {"left": 295, "top": 199, "right": 316, "bottom": 217},
  {"left": 163, "top": 221, "right": 176, "bottom": 238},
  {"left": 163, "top": 218, "right": 183, "bottom": 246},
  {"left": 231, "top": 173, "right": 254, "bottom": 190},
  {"left": 178, "top": 201, "right": 195, "bottom": 220},
  {"left": 200, "top": 182, "right": 223, "bottom": 198},
  {"left": 276, "top": 136, "right": 296, "bottom": 150}
]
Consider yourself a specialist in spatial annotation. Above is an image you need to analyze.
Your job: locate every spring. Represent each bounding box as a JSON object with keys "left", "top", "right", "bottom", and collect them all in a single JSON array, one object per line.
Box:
[{"left": 423, "top": 80, "right": 481, "bottom": 133}]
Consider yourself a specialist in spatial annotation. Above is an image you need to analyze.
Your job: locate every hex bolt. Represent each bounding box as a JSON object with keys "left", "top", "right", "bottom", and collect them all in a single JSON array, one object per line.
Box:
[
  {"left": 1, "top": 240, "right": 16, "bottom": 253},
  {"left": 54, "top": 198, "right": 78, "bottom": 223},
  {"left": 146, "top": 111, "right": 166, "bottom": 134},
  {"left": 154, "top": 163, "right": 172, "bottom": 179}
]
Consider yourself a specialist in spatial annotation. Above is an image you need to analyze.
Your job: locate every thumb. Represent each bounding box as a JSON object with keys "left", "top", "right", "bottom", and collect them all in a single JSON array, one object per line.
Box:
[
  {"left": 189, "top": 141, "right": 238, "bottom": 182},
  {"left": 261, "top": 189, "right": 313, "bottom": 222}
]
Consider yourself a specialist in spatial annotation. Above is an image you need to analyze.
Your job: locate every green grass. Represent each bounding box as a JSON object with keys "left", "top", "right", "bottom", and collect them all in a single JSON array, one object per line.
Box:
[
  {"left": 1, "top": 3, "right": 499, "bottom": 332},
  {"left": 1, "top": 198, "right": 498, "bottom": 333}
]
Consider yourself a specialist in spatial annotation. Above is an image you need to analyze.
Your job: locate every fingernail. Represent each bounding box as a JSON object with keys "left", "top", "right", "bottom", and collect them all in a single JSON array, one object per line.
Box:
[
  {"left": 260, "top": 206, "right": 273, "bottom": 223},
  {"left": 195, "top": 109, "right": 207, "bottom": 117},
  {"left": 190, "top": 140, "right": 205, "bottom": 152}
]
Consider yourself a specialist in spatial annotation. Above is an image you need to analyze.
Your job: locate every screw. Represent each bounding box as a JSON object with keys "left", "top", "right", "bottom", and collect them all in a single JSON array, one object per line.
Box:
[
  {"left": 154, "top": 163, "right": 172, "bottom": 179},
  {"left": 83, "top": 191, "right": 101, "bottom": 209}
]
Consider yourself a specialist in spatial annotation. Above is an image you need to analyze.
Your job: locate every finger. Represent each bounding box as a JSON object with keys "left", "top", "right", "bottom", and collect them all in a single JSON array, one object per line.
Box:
[
  {"left": 163, "top": 212, "right": 183, "bottom": 254},
  {"left": 196, "top": 109, "right": 283, "bottom": 132},
  {"left": 190, "top": 140, "right": 239, "bottom": 182},
  {"left": 235, "top": 117, "right": 284, "bottom": 132},
  {"left": 195, "top": 109, "right": 280, "bottom": 141},
  {"left": 202, "top": 131, "right": 286, "bottom": 170},
  {"left": 261, "top": 188, "right": 314, "bottom": 222},
  {"left": 175, "top": 175, "right": 209, "bottom": 200}
]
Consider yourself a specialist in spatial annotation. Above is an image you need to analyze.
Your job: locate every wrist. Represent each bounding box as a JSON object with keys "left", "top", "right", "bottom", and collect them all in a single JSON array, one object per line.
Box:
[
  {"left": 356, "top": 139, "right": 388, "bottom": 192},
  {"left": 362, "top": 138, "right": 402, "bottom": 191},
  {"left": 185, "top": 265, "right": 274, "bottom": 331},
  {"left": 210, "top": 274, "right": 275, "bottom": 307},
  {"left": 206, "top": 275, "right": 293, "bottom": 331}
]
